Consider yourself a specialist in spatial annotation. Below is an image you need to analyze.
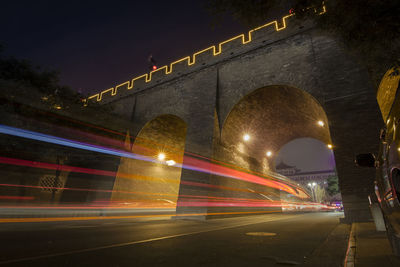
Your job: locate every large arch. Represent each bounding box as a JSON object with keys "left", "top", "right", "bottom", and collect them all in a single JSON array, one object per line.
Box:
[
  {"left": 111, "top": 114, "right": 187, "bottom": 209},
  {"left": 200, "top": 85, "right": 334, "bottom": 212},
  {"left": 216, "top": 85, "right": 332, "bottom": 175}
]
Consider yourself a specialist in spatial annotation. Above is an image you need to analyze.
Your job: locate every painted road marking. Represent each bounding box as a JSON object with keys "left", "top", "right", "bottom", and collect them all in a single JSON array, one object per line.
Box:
[
  {"left": 246, "top": 232, "right": 277, "bottom": 236},
  {"left": 0, "top": 214, "right": 299, "bottom": 265}
]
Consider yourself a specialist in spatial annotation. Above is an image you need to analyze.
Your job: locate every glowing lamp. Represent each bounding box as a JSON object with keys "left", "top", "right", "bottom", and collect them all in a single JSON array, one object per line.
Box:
[
  {"left": 166, "top": 160, "right": 176, "bottom": 166},
  {"left": 327, "top": 144, "right": 333, "bottom": 149},
  {"left": 317, "top": 120, "right": 324, "bottom": 127},
  {"left": 152, "top": 65, "right": 157, "bottom": 70},
  {"left": 158, "top": 153, "right": 165, "bottom": 161},
  {"left": 243, "top": 134, "right": 250, "bottom": 141},
  {"left": 266, "top": 151, "right": 272, "bottom": 157}
]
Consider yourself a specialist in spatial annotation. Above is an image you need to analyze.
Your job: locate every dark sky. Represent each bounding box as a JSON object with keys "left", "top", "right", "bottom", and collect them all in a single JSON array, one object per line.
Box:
[
  {"left": 1, "top": 1, "right": 250, "bottom": 94},
  {"left": 2, "top": 2, "right": 331, "bottom": 172},
  {"left": 275, "top": 138, "right": 336, "bottom": 172}
]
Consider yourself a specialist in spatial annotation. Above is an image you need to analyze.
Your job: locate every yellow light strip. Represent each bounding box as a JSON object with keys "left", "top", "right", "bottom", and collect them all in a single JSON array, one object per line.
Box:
[
  {"left": 87, "top": 4, "right": 326, "bottom": 103},
  {"left": 319, "top": 3, "right": 327, "bottom": 15},
  {"left": 0, "top": 210, "right": 280, "bottom": 223}
]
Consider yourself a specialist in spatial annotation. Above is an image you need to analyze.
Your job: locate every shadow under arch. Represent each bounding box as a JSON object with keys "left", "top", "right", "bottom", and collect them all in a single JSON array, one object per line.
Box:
[
  {"left": 217, "top": 84, "right": 332, "bottom": 175},
  {"left": 111, "top": 114, "right": 187, "bottom": 210}
]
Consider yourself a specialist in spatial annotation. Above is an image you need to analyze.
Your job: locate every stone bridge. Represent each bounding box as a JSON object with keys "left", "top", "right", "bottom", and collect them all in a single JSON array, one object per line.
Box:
[{"left": 87, "top": 10, "right": 382, "bottom": 222}]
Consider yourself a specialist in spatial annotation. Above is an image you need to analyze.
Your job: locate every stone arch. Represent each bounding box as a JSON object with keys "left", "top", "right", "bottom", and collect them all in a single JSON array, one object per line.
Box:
[
  {"left": 216, "top": 85, "right": 332, "bottom": 176},
  {"left": 133, "top": 114, "right": 187, "bottom": 157},
  {"left": 111, "top": 114, "right": 187, "bottom": 210}
]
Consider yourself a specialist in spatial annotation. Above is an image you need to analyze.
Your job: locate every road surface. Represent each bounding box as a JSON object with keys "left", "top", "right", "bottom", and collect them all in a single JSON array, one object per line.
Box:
[{"left": 0, "top": 212, "right": 348, "bottom": 266}]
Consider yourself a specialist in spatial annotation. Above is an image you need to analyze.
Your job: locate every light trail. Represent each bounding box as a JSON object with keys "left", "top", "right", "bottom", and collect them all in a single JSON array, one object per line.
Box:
[
  {"left": 31, "top": 107, "right": 296, "bottom": 187},
  {"left": 0, "top": 210, "right": 282, "bottom": 223},
  {"left": 0, "top": 157, "right": 279, "bottom": 199},
  {"left": 0, "top": 182, "right": 308, "bottom": 209},
  {"left": 0, "top": 154, "right": 321, "bottom": 216},
  {"left": 2, "top": 102, "right": 301, "bottom": 189},
  {"left": 0, "top": 124, "right": 150, "bottom": 162},
  {"left": 0, "top": 196, "right": 34, "bottom": 200},
  {"left": 0, "top": 125, "right": 308, "bottom": 197},
  {"left": 0, "top": 204, "right": 333, "bottom": 224},
  {"left": 0, "top": 181, "right": 278, "bottom": 204}
]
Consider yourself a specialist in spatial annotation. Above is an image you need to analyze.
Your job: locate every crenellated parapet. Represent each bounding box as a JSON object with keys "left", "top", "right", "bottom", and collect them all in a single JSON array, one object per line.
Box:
[{"left": 86, "top": 5, "right": 326, "bottom": 105}]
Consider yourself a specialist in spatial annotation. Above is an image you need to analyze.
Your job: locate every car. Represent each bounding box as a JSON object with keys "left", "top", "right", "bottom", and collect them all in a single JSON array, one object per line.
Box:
[{"left": 356, "top": 65, "right": 400, "bottom": 257}]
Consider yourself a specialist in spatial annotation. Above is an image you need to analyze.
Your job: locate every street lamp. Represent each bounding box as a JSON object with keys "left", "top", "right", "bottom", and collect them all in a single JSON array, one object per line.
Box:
[
  {"left": 327, "top": 144, "right": 333, "bottom": 149},
  {"left": 266, "top": 151, "right": 272, "bottom": 157},
  {"left": 308, "top": 182, "right": 317, "bottom": 202},
  {"left": 158, "top": 153, "right": 166, "bottom": 161},
  {"left": 317, "top": 120, "right": 325, "bottom": 127},
  {"left": 243, "top": 134, "right": 250, "bottom": 141}
]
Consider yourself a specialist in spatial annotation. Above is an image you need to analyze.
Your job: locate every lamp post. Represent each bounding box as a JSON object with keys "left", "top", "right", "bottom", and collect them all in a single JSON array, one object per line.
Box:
[{"left": 308, "top": 182, "right": 317, "bottom": 202}]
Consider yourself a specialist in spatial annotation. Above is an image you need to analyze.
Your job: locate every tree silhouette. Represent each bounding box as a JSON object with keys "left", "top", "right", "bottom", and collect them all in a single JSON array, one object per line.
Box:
[{"left": 0, "top": 46, "right": 83, "bottom": 110}]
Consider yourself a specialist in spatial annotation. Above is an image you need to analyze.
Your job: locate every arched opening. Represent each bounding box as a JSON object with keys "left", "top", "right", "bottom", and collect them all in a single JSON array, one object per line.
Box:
[
  {"left": 213, "top": 85, "right": 334, "bottom": 207},
  {"left": 218, "top": 85, "right": 331, "bottom": 174},
  {"left": 111, "top": 114, "right": 187, "bottom": 210},
  {"left": 275, "top": 138, "right": 340, "bottom": 203}
]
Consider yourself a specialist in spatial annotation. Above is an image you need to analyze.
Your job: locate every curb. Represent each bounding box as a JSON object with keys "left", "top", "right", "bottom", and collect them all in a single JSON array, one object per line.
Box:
[{"left": 344, "top": 223, "right": 356, "bottom": 267}]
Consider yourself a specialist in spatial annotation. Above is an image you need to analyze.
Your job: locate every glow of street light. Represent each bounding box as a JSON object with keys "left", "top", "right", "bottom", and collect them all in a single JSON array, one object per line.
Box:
[
  {"left": 308, "top": 182, "right": 317, "bottom": 187},
  {"left": 266, "top": 151, "right": 272, "bottom": 157},
  {"left": 327, "top": 144, "right": 333, "bottom": 149},
  {"left": 243, "top": 134, "right": 250, "bottom": 141},
  {"left": 166, "top": 160, "right": 176, "bottom": 166},
  {"left": 158, "top": 153, "right": 166, "bottom": 161},
  {"left": 317, "top": 120, "right": 325, "bottom": 127}
]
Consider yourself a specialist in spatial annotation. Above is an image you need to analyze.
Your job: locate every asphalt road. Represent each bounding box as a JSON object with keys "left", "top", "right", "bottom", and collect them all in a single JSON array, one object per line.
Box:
[{"left": 0, "top": 212, "right": 348, "bottom": 267}]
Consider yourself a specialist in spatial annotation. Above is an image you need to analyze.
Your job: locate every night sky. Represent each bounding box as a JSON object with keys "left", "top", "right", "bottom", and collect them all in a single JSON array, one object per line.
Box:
[
  {"left": 1, "top": 1, "right": 250, "bottom": 95},
  {"left": 275, "top": 138, "right": 336, "bottom": 172},
  {"left": 2, "top": 1, "right": 332, "bottom": 171}
]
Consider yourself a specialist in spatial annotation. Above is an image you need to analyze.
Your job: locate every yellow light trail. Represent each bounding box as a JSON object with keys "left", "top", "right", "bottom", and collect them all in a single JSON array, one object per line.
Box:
[
  {"left": 0, "top": 210, "right": 281, "bottom": 223},
  {"left": 87, "top": 13, "right": 299, "bottom": 103},
  {"left": 87, "top": 3, "right": 327, "bottom": 103}
]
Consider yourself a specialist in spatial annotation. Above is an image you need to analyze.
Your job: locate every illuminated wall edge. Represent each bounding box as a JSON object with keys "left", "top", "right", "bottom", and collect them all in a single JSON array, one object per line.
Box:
[{"left": 86, "top": 6, "right": 326, "bottom": 104}]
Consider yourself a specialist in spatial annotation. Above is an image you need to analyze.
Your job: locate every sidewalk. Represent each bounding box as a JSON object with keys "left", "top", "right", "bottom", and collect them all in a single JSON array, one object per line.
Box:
[{"left": 352, "top": 222, "right": 400, "bottom": 266}]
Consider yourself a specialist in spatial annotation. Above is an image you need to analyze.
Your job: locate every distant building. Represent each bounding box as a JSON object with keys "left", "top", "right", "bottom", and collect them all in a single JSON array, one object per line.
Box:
[
  {"left": 275, "top": 161, "right": 336, "bottom": 188},
  {"left": 275, "top": 161, "right": 300, "bottom": 176}
]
